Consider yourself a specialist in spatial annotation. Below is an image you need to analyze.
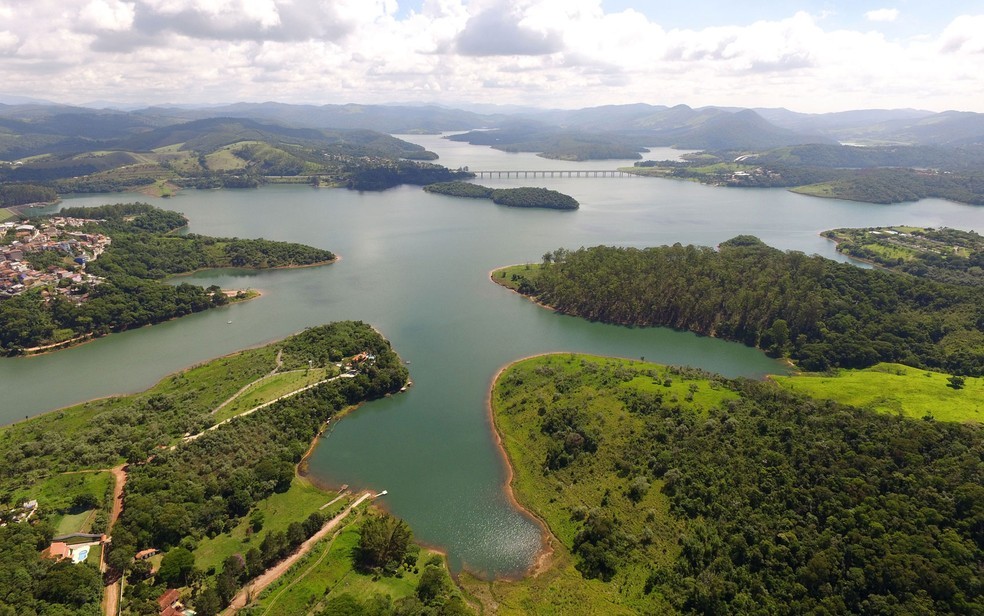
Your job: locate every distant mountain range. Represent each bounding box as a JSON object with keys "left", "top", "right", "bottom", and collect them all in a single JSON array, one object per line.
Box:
[
  {"left": 1, "top": 99, "right": 983, "bottom": 177},
  {"left": 1, "top": 101, "right": 983, "bottom": 161}
]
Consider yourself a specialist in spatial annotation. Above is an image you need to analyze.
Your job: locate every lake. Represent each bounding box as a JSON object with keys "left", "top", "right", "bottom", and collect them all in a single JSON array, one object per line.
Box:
[{"left": 3, "top": 134, "right": 983, "bottom": 576}]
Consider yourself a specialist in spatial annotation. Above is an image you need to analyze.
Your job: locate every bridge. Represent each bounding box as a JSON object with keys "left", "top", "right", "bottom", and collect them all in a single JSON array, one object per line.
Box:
[{"left": 470, "top": 169, "right": 635, "bottom": 179}]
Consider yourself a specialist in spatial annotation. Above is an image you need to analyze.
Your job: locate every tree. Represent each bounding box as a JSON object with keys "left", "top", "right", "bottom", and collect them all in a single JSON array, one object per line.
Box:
[
  {"left": 158, "top": 547, "right": 196, "bottom": 587},
  {"left": 70, "top": 492, "right": 99, "bottom": 513},
  {"left": 416, "top": 565, "right": 450, "bottom": 604},
  {"left": 357, "top": 513, "right": 413, "bottom": 571}
]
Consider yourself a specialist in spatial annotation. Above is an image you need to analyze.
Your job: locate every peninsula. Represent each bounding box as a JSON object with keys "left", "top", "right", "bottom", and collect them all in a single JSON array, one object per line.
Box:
[
  {"left": 465, "top": 352, "right": 984, "bottom": 614},
  {"left": 0, "top": 322, "right": 472, "bottom": 615},
  {"left": 492, "top": 238, "right": 984, "bottom": 376},
  {"left": 0, "top": 203, "right": 336, "bottom": 355}
]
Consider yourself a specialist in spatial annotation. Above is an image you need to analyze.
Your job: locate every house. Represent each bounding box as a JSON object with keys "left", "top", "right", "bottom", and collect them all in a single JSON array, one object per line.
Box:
[
  {"left": 135, "top": 548, "right": 159, "bottom": 560},
  {"left": 157, "top": 589, "right": 188, "bottom": 616},
  {"left": 42, "top": 542, "right": 71, "bottom": 560}
]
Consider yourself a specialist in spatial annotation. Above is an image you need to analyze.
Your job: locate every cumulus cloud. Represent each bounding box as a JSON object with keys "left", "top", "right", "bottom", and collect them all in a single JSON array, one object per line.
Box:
[
  {"left": 0, "top": 0, "right": 980, "bottom": 112},
  {"left": 940, "top": 15, "right": 984, "bottom": 54},
  {"left": 455, "top": 1, "right": 564, "bottom": 56},
  {"left": 865, "top": 8, "right": 899, "bottom": 22},
  {"left": 78, "top": 0, "right": 136, "bottom": 31}
]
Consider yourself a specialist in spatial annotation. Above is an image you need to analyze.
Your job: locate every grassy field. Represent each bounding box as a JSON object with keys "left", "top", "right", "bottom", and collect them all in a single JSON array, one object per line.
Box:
[
  {"left": 10, "top": 470, "right": 114, "bottom": 534},
  {"left": 243, "top": 510, "right": 466, "bottom": 616},
  {"left": 774, "top": 362, "right": 983, "bottom": 423},
  {"left": 215, "top": 367, "right": 336, "bottom": 422},
  {"left": 194, "top": 476, "right": 345, "bottom": 575},
  {"left": 490, "top": 263, "right": 543, "bottom": 292},
  {"left": 0, "top": 207, "right": 16, "bottom": 222},
  {"left": 458, "top": 354, "right": 741, "bottom": 614}
]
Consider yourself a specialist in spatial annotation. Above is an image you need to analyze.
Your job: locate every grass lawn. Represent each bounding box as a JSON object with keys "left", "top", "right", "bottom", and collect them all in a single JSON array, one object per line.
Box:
[
  {"left": 247, "top": 512, "right": 464, "bottom": 616},
  {"left": 194, "top": 476, "right": 344, "bottom": 575},
  {"left": 55, "top": 509, "right": 99, "bottom": 535},
  {"left": 773, "top": 363, "right": 984, "bottom": 423},
  {"left": 9, "top": 471, "right": 114, "bottom": 531},
  {"left": 216, "top": 367, "right": 336, "bottom": 422},
  {"left": 490, "top": 263, "right": 542, "bottom": 292}
]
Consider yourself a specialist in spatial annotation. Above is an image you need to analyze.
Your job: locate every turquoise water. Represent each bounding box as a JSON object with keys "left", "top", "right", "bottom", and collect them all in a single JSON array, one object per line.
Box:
[{"left": 3, "top": 135, "right": 984, "bottom": 576}]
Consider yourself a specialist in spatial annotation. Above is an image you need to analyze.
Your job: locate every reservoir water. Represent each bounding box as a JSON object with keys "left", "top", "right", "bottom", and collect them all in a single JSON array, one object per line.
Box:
[{"left": 3, "top": 135, "right": 984, "bottom": 576}]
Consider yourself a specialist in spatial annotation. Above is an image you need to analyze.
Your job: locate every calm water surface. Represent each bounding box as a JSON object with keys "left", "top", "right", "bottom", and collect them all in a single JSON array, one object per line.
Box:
[{"left": 3, "top": 135, "right": 984, "bottom": 576}]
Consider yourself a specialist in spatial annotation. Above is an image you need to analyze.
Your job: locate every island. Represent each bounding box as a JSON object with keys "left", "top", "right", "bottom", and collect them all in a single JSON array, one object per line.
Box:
[
  {"left": 822, "top": 225, "right": 984, "bottom": 286},
  {"left": 462, "top": 353, "right": 983, "bottom": 614},
  {"left": 423, "top": 182, "right": 579, "bottom": 210},
  {"left": 0, "top": 321, "right": 474, "bottom": 615},
  {"left": 0, "top": 203, "right": 336, "bottom": 355},
  {"left": 491, "top": 237, "right": 984, "bottom": 376}
]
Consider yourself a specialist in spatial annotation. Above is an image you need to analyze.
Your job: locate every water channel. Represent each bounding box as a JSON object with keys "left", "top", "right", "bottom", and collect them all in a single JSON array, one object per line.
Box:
[{"left": 3, "top": 135, "right": 984, "bottom": 576}]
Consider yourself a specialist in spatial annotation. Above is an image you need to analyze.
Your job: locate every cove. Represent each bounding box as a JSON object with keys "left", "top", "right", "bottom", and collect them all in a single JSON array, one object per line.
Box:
[{"left": 3, "top": 135, "right": 984, "bottom": 578}]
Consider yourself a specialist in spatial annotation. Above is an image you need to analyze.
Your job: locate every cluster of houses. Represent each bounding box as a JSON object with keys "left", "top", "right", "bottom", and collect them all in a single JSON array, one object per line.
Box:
[
  {"left": 0, "top": 499, "right": 38, "bottom": 526},
  {"left": 0, "top": 217, "right": 110, "bottom": 298}
]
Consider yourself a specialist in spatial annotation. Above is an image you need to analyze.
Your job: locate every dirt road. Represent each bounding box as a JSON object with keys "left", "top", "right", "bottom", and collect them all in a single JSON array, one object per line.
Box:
[{"left": 223, "top": 492, "right": 372, "bottom": 614}]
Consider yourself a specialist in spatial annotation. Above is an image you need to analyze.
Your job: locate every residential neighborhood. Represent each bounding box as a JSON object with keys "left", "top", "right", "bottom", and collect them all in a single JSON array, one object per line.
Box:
[{"left": 0, "top": 216, "right": 110, "bottom": 298}]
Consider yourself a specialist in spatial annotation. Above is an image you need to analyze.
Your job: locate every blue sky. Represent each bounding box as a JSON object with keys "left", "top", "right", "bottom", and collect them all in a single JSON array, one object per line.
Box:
[{"left": 0, "top": 0, "right": 981, "bottom": 112}]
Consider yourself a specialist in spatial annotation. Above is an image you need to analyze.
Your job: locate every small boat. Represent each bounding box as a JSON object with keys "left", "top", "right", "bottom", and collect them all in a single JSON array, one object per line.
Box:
[{"left": 227, "top": 320, "right": 233, "bottom": 324}]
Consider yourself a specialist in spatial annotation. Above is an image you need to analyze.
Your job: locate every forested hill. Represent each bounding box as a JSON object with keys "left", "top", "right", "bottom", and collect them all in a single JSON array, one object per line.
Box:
[
  {"left": 489, "top": 354, "right": 984, "bottom": 614},
  {"left": 498, "top": 238, "right": 984, "bottom": 375}
]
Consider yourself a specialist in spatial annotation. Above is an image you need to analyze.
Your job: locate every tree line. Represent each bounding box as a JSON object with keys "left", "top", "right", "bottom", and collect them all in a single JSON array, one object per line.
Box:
[{"left": 510, "top": 238, "right": 984, "bottom": 375}]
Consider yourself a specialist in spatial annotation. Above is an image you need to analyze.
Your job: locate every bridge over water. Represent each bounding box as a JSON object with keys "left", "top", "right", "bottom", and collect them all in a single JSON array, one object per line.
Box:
[{"left": 470, "top": 169, "right": 635, "bottom": 179}]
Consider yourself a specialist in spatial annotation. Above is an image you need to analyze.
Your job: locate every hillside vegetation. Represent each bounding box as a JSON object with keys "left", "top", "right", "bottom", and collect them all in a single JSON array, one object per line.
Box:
[
  {"left": 478, "top": 354, "right": 984, "bottom": 614},
  {"left": 495, "top": 237, "right": 984, "bottom": 375},
  {"left": 0, "top": 322, "right": 411, "bottom": 616},
  {"left": 822, "top": 226, "right": 984, "bottom": 286}
]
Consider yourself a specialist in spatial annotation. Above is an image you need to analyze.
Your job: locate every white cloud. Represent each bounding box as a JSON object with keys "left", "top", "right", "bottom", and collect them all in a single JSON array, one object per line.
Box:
[
  {"left": 78, "top": 0, "right": 136, "bottom": 31},
  {"left": 940, "top": 14, "right": 984, "bottom": 54},
  {"left": 0, "top": 0, "right": 980, "bottom": 112},
  {"left": 865, "top": 8, "right": 899, "bottom": 22}
]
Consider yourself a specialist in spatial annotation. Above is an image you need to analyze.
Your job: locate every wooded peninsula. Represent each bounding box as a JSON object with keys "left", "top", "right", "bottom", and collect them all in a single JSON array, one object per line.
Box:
[
  {"left": 472, "top": 353, "right": 983, "bottom": 614},
  {"left": 494, "top": 237, "right": 984, "bottom": 376}
]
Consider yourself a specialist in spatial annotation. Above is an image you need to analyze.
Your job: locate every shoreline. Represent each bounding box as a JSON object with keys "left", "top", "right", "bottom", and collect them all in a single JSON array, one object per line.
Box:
[
  {"left": 5, "top": 256, "right": 338, "bottom": 361},
  {"left": 488, "top": 265, "right": 558, "bottom": 314},
  {"left": 483, "top": 353, "right": 561, "bottom": 582}
]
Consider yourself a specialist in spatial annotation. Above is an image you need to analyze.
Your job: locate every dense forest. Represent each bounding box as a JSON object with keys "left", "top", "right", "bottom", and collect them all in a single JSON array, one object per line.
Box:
[
  {"left": 501, "top": 238, "right": 984, "bottom": 375},
  {"left": 0, "top": 183, "right": 58, "bottom": 206},
  {"left": 492, "top": 355, "right": 984, "bottom": 614},
  {"left": 0, "top": 203, "right": 335, "bottom": 354},
  {"left": 823, "top": 226, "right": 984, "bottom": 287},
  {"left": 423, "top": 182, "right": 579, "bottom": 210}
]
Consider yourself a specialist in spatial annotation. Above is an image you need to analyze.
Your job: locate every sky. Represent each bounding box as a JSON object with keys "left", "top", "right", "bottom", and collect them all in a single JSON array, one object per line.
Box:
[{"left": 0, "top": 0, "right": 982, "bottom": 113}]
